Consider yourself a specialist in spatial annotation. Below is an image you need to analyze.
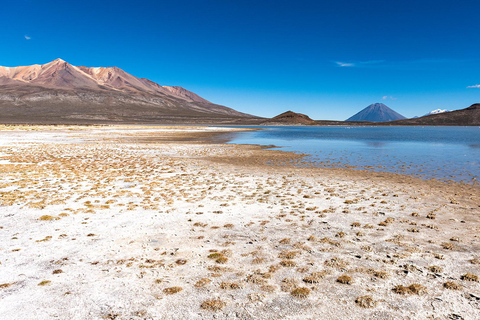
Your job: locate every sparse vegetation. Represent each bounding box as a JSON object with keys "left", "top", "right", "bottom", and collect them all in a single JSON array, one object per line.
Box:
[
  {"left": 201, "top": 299, "right": 226, "bottom": 311},
  {"left": 163, "top": 287, "right": 183, "bottom": 295},
  {"left": 291, "top": 287, "right": 311, "bottom": 298}
]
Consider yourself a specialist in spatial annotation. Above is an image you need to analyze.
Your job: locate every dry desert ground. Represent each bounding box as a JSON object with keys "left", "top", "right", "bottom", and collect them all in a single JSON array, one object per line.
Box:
[{"left": 0, "top": 125, "right": 479, "bottom": 320}]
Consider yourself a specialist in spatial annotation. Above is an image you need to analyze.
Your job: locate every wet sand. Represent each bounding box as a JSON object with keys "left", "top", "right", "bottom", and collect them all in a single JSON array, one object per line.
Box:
[{"left": 0, "top": 125, "right": 479, "bottom": 320}]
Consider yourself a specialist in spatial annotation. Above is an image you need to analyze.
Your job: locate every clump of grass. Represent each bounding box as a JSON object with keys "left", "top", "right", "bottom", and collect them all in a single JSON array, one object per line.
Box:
[
  {"left": 336, "top": 275, "right": 353, "bottom": 284},
  {"left": 52, "top": 269, "right": 64, "bottom": 274},
  {"left": 208, "top": 252, "right": 228, "bottom": 264},
  {"left": 278, "top": 250, "right": 299, "bottom": 259},
  {"left": 38, "top": 280, "right": 51, "bottom": 286},
  {"left": 223, "top": 223, "right": 234, "bottom": 229},
  {"left": 252, "top": 257, "right": 266, "bottom": 264},
  {"left": 461, "top": 273, "right": 479, "bottom": 282},
  {"left": 441, "top": 242, "right": 454, "bottom": 250},
  {"left": 324, "top": 257, "right": 349, "bottom": 270},
  {"left": 351, "top": 222, "right": 361, "bottom": 228},
  {"left": 426, "top": 213, "right": 436, "bottom": 219},
  {"left": 444, "top": 281, "right": 461, "bottom": 290},
  {"left": 207, "top": 253, "right": 223, "bottom": 259},
  {"left": 408, "top": 283, "right": 427, "bottom": 295},
  {"left": 215, "top": 256, "right": 228, "bottom": 264},
  {"left": 372, "top": 270, "right": 389, "bottom": 279},
  {"left": 290, "top": 287, "right": 311, "bottom": 298},
  {"left": 194, "top": 278, "right": 211, "bottom": 288},
  {"left": 163, "top": 287, "right": 183, "bottom": 295},
  {"left": 0, "top": 283, "right": 13, "bottom": 289},
  {"left": 39, "top": 215, "right": 59, "bottom": 221},
  {"left": 279, "top": 238, "right": 291, "bottom": 244},
  {"left": 201, "top": 299, "right": 226, "bottom": 311},
  {"left": 428, "top": 265, "right": 443, "bottom": 273},
  {"left": 469, "top": 258, "right": 480, "bottom": 265},
  {"left": 261, "top": 285, "right": 276, "bottom": 293},
  {"left": 303, "top": 271, "right": 327, "bottom": 284},
  {"left": 281, "top": 278, "right": 298, "bottom": 292},
  {"left": 245, "top": 274, "right": 267, "bottom": 285},
  {"left": 392, "top": 284, "right": 427, "bottom": 295},
  {"left": 355, "top": 295, "right": 376, "bottom": 308},
  {"left": 280, "top": 260, "right": 296, "bottom": 267},
  {"left": 220, "top": 282, "right": 242, "bottom": 289}
]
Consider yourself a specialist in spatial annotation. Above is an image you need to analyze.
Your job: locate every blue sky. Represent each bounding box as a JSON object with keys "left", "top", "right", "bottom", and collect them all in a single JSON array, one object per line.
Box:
[{"left": 2, "top": 0, "right": 480, "bottom": 120}]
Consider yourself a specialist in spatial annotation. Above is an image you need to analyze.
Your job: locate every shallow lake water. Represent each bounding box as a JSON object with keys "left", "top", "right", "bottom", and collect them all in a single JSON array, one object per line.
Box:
[{"left": 222, "top": 126, "right": 480, "bottom": 184}]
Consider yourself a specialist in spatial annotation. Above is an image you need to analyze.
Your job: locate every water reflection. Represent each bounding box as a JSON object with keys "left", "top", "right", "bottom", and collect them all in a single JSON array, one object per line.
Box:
[{"left": 224, "top": 126, "right": 480, "bottom": 183}]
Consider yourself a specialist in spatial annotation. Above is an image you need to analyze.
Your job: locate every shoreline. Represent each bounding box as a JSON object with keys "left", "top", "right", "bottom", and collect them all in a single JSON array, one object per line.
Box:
[{"left": 1, "top": 125, "right": 479, "bottom": 319}]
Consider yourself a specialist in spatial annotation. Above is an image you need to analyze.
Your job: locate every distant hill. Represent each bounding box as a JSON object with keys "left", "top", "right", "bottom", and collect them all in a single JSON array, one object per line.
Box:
[
  {"left": 262, "top": 111, "right": 316, "bottom": 125},
  {"left": 387, "top": 103, "right": 480, "bottom": 126},
  {"left": 0, "top": 59, "right": 258, "bottom": 124},
  {"left": 346, "top": 103, "right": 406, "bottom": 122}
]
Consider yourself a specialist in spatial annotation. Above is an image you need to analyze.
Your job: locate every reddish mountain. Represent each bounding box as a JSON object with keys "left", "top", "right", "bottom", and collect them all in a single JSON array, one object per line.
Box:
[{"left": 0, "top": 59, "right": 257, "bottom": 124}]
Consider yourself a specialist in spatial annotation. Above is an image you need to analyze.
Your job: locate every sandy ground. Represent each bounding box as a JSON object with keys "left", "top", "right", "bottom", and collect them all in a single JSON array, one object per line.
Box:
[{"left": 0, "top": 125, "right": 479, "bottom": 320}]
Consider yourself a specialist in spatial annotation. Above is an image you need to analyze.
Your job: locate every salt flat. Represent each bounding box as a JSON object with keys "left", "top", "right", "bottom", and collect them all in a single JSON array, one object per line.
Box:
[{"left": 0, "top": 126, "right": 479, "bottom": 320}]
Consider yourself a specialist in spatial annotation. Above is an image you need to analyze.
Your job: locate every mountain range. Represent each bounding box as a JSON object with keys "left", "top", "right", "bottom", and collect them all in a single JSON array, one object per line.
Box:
[
  {"left": 346, "top": 103, "right": 406, "bottom": 122},
  {"left": 0, "top": 59, "right": 258, "bottom": 124}
]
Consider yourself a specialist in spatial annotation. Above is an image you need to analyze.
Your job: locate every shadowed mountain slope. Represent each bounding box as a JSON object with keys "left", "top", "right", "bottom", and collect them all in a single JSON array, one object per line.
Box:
[{"left": 386, "top": 103, "right": 480, "bottom": 126}]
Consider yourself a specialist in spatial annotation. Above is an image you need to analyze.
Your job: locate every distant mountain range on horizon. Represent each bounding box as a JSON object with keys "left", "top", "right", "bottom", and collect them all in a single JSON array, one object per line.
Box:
[
  {"left": 0, "top": 59, "right": 258, "bottom": 124},
  {"left": 0, "top": 59, "right": 478, "bottom": 126}
]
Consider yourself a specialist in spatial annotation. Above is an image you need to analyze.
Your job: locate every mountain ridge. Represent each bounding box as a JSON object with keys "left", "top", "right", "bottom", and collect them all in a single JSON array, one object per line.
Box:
[{"left": 0, "top": 59, "right": 257, "bottom": 124}]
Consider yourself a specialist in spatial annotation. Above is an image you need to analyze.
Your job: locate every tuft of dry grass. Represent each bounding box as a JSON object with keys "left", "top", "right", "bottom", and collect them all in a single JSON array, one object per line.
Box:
[
  {"left": 441, "top": 242, "right": 454, "bottom": 250},
  {"left": 215, "top": 256, "right": 228, "bottom": 264},
  {"left": 194, "top": 278, "right": 211, "bottom": 288},
  {"left": 220, "top": 282, "right": 242, "bottom": 290},
  {"left": 201, "top": 299, "right": 226, "bottom": 311},
  {"left": 355, "top": 295, "right": 376, "bottom": 308},
  {"left": 39, "top": 215, "right": 59, "bottom": 221},
  {"left": 52, "top": 269, "right": 64, "bottom": 274},
  {"left": 336, "top": 275, "right": 353, "bottom": 284},
  {"left": 280, "top": 260, "right": 296, "bottom": 267},
  {"left": 290, "top": 287, "right": 311, "bottom": 298},
  {"left": 428, "top": 265, "right": 443, "bottom": 273},
  {"left": 278, "top": 250, "right": 299, "bottom": 259},
  {"left": 0, "top": 283, "right": 13, "bottom": 289},
  {"left": 163, "top": 287, "right": 183, "bottom": 295},
  {"left": 461, "top": 273, "right": 479, "bottom": 282},
  {"left": 38, "top": 280, "right": 51, "bottom": 286},
  {"left": 443, "top": 281, "right": 461, "bottom": 290},
  {"left": 393, "top": 284, "right": 427, "bottom": 295}
]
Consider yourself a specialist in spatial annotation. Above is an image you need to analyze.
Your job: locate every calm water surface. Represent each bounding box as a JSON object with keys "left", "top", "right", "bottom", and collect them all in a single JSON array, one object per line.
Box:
[{"left": 223, "top": 126, "right": 480, "bottom": 184}]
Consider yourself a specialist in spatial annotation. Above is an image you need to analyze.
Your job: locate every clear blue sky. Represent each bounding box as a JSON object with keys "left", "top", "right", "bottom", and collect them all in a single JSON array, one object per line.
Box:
[{"left": 2, "top": 0, "right": 480, "bottom": 120}]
